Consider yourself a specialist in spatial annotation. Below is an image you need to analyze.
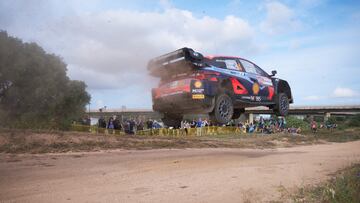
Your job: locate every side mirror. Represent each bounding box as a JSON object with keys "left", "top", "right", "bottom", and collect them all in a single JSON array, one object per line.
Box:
[{"left": 271, "top": 70, "right": 277, "bottom": 76}]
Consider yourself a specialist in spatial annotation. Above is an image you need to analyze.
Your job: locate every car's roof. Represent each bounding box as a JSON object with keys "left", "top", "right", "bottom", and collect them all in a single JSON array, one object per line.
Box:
[{"left": 205, "top": 55, "right": 257, "bottom": 66}]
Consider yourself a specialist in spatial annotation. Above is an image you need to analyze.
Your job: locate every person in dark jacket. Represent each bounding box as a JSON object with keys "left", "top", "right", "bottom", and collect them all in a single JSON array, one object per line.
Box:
[
  {"left": 129, "top": 119, "right": 135, "bottom": 134},
  {"left": 113, "top": 116, "right": 122, "bottom": 131},
  {"left": 98, "top": 116, "right": 106, "bottom": 128},
  {"left": 146, "top": 119, "right": 153, "bottom": 129}
]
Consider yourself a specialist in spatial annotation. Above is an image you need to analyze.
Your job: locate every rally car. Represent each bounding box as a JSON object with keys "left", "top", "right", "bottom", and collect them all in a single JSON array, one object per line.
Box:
[{"left": 148, "top": 47, "right": 293, "bottom": 127}]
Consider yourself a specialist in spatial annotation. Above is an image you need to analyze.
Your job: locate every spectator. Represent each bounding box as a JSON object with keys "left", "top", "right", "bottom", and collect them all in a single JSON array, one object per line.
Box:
[
  {"left": 107, "top": 117, "right": 114, "bottom": 134},
  {"left": 180, "top": 120, "right": 186, "bottom": 135},
  {"left": 137, "top": 120, "right": 144, "bottom": 131},
  {"left": 263, "top": 125, "right": 272, "bottom": 134},
  {"left": 113, "top": 116, "right": 122, "bottom": 131},
  {"left": 184, "top": 121, "right": 190, "bottom": 135},
  {"left": 129, "top": 119, "right": 135, "bottom": 134},
  {"left": 123, "top": 120, "right": 130, "bottom": 134},
  {"left": 146, "top": 119, "right": 152, "bottom": 129},
  {"left": 258, "top": 116, "right": 264, "bottom": 132},
  {"left": 196, "top": 118, "right": 203, "bottom": 136},
  {"left": 311, "top": 120, "right": 317, "bottom": 133},
  {"left": 203, "top": 119, "right": 209, "bottom": 127},
  {"left": 191, "top": 119, "right": 196, "bottom": 128},
  {"left": 152, "top": 120, "right": 162, "bottom": 129},
  {"left": 98, "top": 116, "right": 106, "bottom": 128},
  {"left": 248, "top": 123, "right": 255, "bottom": 133}
]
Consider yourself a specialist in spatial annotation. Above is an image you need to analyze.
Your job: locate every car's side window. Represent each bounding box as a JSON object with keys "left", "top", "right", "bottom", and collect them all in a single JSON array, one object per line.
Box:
[
  {"left": 214, "top": 59, "right": 244, "bottom": 72},
  {"left": 224, "top": 59, "right": 238, "bottom": 70},
  {"left": 240, "top": 59, "right": 266, "bottom": 76}
]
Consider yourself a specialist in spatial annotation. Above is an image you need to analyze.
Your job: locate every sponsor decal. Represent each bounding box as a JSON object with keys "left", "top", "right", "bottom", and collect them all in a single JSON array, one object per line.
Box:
[
  {"left": 192, "top": 88, "right": 204, "bottom": 93},
  {"left": 194, "top": 80, "right": 202, "bottom": 88},
  {"left": 192, "top": 94, "right": 205, "bottom": 99},
  {"left": 242, "top": 96, "right": 261, "bottom": 102},
  {"left": 252, "top": 83, "right": 260, "bottom": 95}
]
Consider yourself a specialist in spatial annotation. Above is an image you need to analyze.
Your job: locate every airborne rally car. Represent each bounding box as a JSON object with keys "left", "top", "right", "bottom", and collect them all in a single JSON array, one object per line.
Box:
[{"left": 148, "top": 48, "right": 293, "bottom": 127}]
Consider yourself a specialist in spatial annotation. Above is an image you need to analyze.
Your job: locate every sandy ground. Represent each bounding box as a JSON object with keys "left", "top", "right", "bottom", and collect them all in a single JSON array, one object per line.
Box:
[{"left": 1, "top": 141, "right": 360, "bottom": 203}]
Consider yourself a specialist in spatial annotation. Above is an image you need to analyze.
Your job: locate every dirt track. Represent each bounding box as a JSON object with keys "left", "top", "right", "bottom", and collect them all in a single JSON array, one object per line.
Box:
[{"left": 1, "top": 141, "right": 360, "bottom": 203}]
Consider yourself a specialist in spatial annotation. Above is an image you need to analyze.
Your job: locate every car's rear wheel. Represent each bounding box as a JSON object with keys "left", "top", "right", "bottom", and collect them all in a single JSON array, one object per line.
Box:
[
  {"left": 162, "top": 114, "right": 182, "bottom": 128},
  {"left": 210, "top": 93, "right": 234, "bottom": 125},
  {"left": 274, "top": 93, "right": 289, "bottom": 116}
]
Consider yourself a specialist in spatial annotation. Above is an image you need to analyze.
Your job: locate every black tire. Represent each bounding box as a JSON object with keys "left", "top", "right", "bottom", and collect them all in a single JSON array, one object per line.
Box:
[
  {"left": 162, "top": 114, "right": 183, "bottom": 128},
  {"left": 274, "top": 93, "right": 289, "bottom": 116},
  {"left": 232, "top": 108, "right": 244, "bottom": 119},
  {"left": 210, "top": 93, "right": 234, "bottom": 125}
]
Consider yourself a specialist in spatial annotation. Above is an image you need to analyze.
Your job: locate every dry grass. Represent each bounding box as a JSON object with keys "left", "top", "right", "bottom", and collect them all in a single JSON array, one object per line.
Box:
[
  {"left": 286, "top": 164, "right": 360, "bottom": 203},
  {"left": 0, "top": 128, "right": 359, "bottom": 154}
]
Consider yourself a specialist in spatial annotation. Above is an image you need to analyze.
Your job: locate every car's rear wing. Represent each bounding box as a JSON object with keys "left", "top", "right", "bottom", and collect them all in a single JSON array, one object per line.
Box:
[{"left": 147, "top": 47, "right": 205, "bottom": 78}]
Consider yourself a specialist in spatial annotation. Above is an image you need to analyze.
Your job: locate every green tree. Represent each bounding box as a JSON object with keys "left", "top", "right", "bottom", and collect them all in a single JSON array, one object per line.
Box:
[{"left": 0, "top": 31, "right": 90, "bottom": 129}]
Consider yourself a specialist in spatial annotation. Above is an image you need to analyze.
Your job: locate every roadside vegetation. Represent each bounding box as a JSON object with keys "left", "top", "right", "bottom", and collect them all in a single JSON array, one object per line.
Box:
[
  {"left": 0, "top": 127, "right": 359, "bottom": 154},
  {"left": 290, "top": 164, "right": 360, "bottom": 203},
  {"left": 0, "top": 31, "right": 90, "bottom": 130}
]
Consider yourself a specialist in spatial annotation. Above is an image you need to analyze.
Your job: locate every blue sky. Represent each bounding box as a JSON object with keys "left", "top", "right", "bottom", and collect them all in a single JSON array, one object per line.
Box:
[{"left": 1, "top": 0, "right": 360, "bottom": 109}]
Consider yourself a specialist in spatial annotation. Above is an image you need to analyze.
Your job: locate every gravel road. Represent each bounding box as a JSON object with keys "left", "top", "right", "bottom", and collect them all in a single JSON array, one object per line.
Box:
[{"left": 1, "top": 141, "right": 360, "bottom": 202}]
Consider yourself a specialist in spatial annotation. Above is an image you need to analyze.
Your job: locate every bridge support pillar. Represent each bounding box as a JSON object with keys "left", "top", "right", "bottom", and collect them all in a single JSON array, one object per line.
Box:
[
  {"left": 248, "top": 113, "right": 254, "bottom": 124},
  {"left": 324, "top": 112, "right": 331, "bottom": 122}
]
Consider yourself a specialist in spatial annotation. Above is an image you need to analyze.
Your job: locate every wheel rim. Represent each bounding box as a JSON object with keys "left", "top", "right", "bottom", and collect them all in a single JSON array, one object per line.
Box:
[{"left": 218, "top": 98, "right": 231, "bottom": 120}]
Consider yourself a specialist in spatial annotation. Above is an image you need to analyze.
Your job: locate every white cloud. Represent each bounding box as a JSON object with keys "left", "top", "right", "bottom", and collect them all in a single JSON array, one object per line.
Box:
[
  {"left": 304, "top": 95, "right": 321, "bottom": 101},
  {"left": 0, "top": 3, "right": 257, "bottom": 91},
  {"left": 332, "top": 87, "right": 358, "bottom": 98},
  {"left": 96, "top": 100, "right": 104, "bottom": 109},
  {"left": 260, "top": 1, "right": 302, "bottom": 35}
]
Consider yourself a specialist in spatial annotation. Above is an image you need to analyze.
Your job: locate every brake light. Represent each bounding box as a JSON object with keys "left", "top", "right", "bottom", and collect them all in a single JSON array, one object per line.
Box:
[
  {"left": 195, "top": 73, "right": 206, "bottom": 80},
  {"left": 195, "top": 71, "right": 220, "bottom": 80}
]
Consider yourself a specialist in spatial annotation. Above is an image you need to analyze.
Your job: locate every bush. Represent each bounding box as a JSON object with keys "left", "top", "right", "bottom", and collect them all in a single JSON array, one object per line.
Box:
[
  {"left": 346, "top": 115, "right": 360, "bottom": 127},
  {"left": 285, "top": 116, "right": 309, "bottom": 129}
]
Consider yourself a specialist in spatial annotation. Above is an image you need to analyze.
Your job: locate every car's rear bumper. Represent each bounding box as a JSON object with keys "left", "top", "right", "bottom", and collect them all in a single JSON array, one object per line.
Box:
[
  {"left": 152, "top": 78, "right": 219, "bottom": 114},
  {"left": 153, "top": 92, "right": 214, "bottom": 114}
]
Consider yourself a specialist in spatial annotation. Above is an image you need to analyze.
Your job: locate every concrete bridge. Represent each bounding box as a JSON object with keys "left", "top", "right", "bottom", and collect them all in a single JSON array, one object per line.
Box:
[{"left": 89, "top": 105, "right": 360, "bottom": 123}]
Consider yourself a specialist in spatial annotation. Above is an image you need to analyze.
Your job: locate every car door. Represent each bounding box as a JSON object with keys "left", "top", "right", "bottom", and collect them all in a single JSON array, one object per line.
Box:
[{"left": 239, "top": 59, "right": 275, "bottom": 103}]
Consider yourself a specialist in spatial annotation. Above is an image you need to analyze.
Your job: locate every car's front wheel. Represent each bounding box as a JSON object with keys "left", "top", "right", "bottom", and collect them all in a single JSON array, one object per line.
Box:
[
  {"left": 210, "top": 93, "right": 234, "bottom": 125},
  {"left": 273, "top": 93, "right": 289, "bottom": 116}
]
